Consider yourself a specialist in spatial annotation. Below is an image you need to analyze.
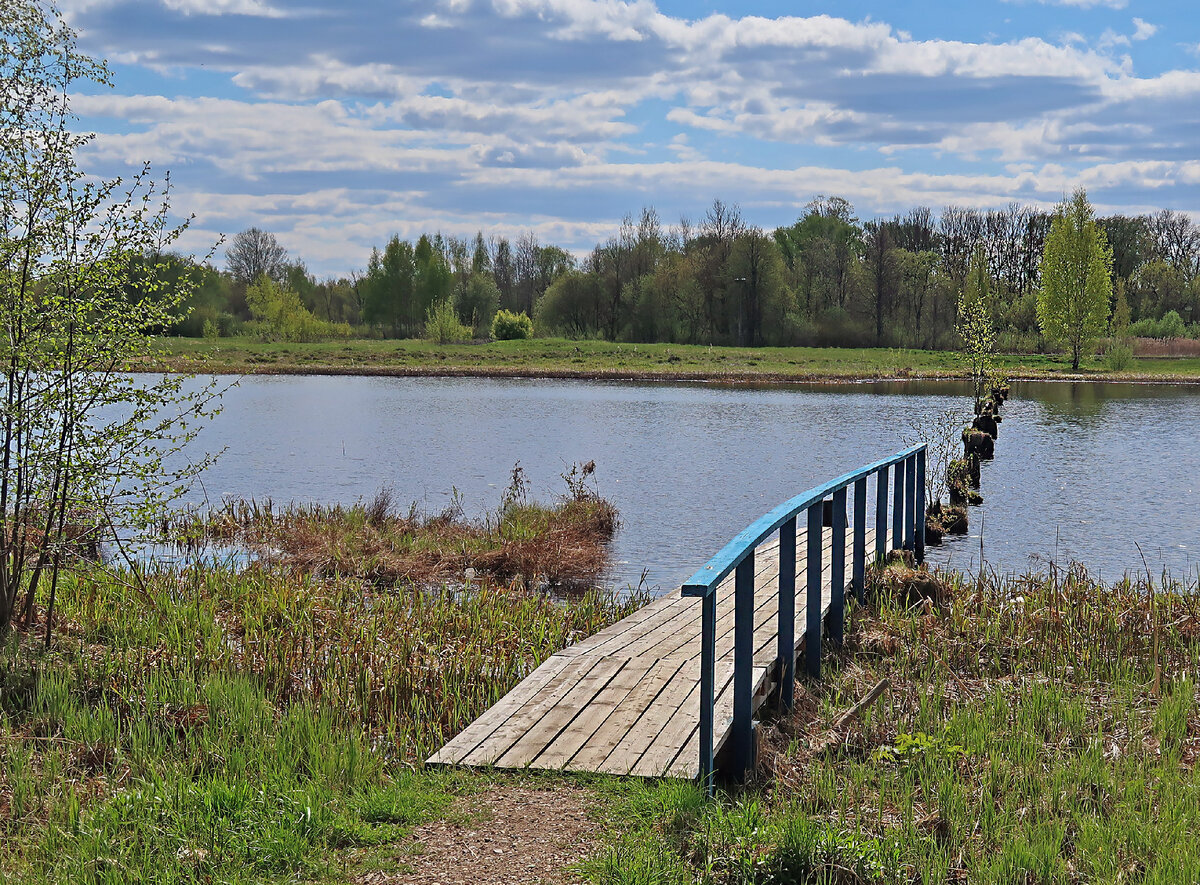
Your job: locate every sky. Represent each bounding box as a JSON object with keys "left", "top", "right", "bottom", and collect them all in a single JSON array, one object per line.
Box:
[{"left": 59, "top": 0, "right": 1200, "bottom": 279}]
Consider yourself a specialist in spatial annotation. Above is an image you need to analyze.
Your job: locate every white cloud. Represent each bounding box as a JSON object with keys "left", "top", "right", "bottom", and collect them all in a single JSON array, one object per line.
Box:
[
  {"left": 162, "top": 0, "right": 289, "bottom": 16},
  {"left": 61, "top": 0, "right": 1200, "bottom": 276},
  {"left": 1001, "top": 0, "right": 1127, "bottom": 8},
  {"left": 1131, "top": 18, "right": 1158, "bottom": 41}
]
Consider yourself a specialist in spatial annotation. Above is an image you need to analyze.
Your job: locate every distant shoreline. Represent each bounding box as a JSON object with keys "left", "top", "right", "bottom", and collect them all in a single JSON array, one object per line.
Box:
[{"left": 139, "top": 336, "right": 1200, "bottom": 385}]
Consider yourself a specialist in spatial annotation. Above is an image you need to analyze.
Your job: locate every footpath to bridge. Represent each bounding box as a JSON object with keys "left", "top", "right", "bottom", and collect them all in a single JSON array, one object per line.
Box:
[{"left": 430, "top": 446, "right": 925, "bottom": 785}]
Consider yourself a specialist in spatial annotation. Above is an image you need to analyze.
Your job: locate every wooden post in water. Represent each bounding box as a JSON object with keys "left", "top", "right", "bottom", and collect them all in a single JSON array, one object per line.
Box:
[
  {"left": 806, "top": 503, "right": 823, "bottom": 679},
  {"left": 830, "top": 487, "right": 847, "bottom": 646},
  {"left": 732, "top": 554, "right": 756, "bottom": 781},
  {"left": 777, "top": 517, "right": 796, "bottom": 712}
]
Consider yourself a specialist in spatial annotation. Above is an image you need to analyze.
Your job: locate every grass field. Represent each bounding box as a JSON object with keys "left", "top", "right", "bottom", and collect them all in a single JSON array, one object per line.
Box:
[
  {"left": 147, "top": 336, "right": 1200, "bottom": 383},
  {"left": 4, "top": 547, "right": 1197, "bottom": 883}
]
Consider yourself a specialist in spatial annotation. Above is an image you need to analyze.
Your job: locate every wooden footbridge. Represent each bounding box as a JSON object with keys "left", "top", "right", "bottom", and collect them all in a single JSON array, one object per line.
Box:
[{"left": 430, "top": 446, "right": 927, "bottom": 787}]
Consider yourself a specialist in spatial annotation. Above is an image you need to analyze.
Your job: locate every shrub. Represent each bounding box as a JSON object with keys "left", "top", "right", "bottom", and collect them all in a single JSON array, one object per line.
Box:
[
  {"left": 1129, "top": 310, "right": 1187, "bottom": 339},
  {"left": 492, "top": 309, "right": 534, "bottom": 340},
  {"left": 1104, "top": 339, "right": 1134, "bottom": 371},
  {"left": 424, "top": 298, "right": 471, "bottom": 343}
]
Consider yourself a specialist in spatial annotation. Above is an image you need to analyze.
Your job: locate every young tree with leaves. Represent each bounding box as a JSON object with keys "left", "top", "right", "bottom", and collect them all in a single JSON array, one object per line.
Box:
[
  {"left": 0, "top": 1, "right": 217, "bottom": 641},
  {"left": 1037, "top": 189, "right": 1113, "bottom": 371},
  {"left": 957, "top": 248, "right": 996, "bottom": 414}
]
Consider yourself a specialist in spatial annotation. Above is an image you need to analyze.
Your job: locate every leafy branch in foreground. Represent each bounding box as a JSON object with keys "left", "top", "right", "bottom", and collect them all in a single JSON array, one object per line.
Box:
[{"left": 0, "top": 1, "right": 219, "bottom": 641}]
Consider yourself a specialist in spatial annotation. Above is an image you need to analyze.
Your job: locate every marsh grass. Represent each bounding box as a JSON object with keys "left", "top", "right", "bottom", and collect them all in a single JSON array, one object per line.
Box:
[
  {"left": 171, "top": 468, "right": 619, "bottom": 591},
  {"left": 592, "top": 566, "right": 1200, "bottom": 884},
  {"left": 0, "top": 561, "right": 644, "bottom": 882}
]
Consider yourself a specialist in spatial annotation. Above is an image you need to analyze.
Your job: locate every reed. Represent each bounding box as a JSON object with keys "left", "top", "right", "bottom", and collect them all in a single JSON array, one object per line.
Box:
[
  {"left": 172, "top": 469, "right": 619, "bottom": 591},
  {"left": 592, "top": 566, "right": 1200, "bottom": 884},
  {"left": 0, "top": 561, "right": 645, "bottom": 882}
]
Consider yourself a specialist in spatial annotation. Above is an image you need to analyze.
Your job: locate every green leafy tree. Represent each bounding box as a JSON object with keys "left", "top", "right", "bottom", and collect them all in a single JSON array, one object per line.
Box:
[
  {"left": 1, "top": 2, "right": 218, "bottom": 639},
  {"left": 957, "top": 248, "right": 996, "bottom": 413},
  {"left": 361, "top": 236, "right": 414, "bottom": 337},
  {"left": 245, "top": 275, "right": 340, "bottom": 342},
  {"left": 1037, "top": 189, "right": 1114, "bottom": 370},
  {"left": 456, "top": 272, "right": 500, "bottom": 336}
]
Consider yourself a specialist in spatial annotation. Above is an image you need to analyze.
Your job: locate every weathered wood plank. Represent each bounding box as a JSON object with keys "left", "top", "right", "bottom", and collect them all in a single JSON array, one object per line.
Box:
[{"left": 428, "top": 503, "right": 899, "bottom": 779}]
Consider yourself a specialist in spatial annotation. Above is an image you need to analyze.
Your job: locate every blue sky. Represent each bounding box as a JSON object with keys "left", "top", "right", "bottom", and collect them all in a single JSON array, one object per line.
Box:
[{"left": 61, "top": 0, "right": 1200, "bottom": 278}]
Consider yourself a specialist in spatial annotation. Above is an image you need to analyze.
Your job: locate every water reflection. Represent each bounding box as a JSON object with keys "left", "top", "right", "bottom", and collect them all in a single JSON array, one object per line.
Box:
[{"left": 170, "top": 375, "right": 1200, "bottom": 591}]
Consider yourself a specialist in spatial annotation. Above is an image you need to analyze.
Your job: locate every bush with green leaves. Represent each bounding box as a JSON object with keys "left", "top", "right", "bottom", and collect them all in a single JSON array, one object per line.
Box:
[
  {"left": 1103, "top": 340, "right": 1134, "bottom": 371},
  {"left": 246, "top": 275, "right": 349, "bottom": 342},
  {"left": 1129, "top": 309, "right": 1188, "bottom": 339},
  {"left": 492, "top": 308, "right": 534, "bottom": 340},
  {"left": 425, "top": 297, "right": 472, "bottom": 343}
]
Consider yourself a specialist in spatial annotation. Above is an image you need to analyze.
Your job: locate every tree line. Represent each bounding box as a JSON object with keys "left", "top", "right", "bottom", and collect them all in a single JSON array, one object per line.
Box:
[{"left": 162, "top": 197, "right": 1200, "bottom": 349}]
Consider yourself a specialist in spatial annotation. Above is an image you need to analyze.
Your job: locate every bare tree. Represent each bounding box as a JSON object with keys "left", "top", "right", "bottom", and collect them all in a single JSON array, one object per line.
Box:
[{"left": 225, "top": 227, "right": 288, "bottom": 284}]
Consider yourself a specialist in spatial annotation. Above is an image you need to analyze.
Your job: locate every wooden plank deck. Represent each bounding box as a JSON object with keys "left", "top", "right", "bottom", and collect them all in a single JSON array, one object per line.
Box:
[{"left": 428, "top": 521, "right": 891, "bottom": 780}]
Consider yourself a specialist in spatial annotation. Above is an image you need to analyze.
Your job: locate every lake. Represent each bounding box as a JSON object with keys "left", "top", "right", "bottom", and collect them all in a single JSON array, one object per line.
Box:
[{"left": 176, "top": 375, "right": 1200, "bottom": 591}]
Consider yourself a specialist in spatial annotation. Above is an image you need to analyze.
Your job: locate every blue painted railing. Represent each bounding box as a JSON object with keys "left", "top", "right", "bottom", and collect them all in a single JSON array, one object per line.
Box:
[{"left": 681, "top": 444, "right": 926, "bottom": 792}]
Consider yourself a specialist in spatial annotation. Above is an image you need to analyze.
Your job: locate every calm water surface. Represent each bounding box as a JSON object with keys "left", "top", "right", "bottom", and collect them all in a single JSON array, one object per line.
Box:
[{"left": 179, "top": 375, "right": 1200, "bottom": 591}]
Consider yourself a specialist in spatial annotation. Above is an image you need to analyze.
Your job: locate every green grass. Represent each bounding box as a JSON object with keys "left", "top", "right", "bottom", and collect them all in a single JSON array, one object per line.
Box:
[
  {"left": 5, "top": 531, "right": 1200, "bottom": 883},
  {"left": 146, "top": 336, "right": 1200, "bottom": 382},
  {"left": 0, "top": 563, "right": 643, "bottom": 883},
  {"left": 586, "top": 566, "right": 1200, "bottom": 884}
]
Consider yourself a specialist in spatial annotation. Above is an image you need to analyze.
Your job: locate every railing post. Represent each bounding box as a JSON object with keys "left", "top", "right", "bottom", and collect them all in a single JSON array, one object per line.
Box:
[
  {"left": 698, "top": 589, "right": 716, "bottom": 796},
  {"left": 915, "top": 447, "right": 926, "bottom": 563},
  {"left": 806, "top": 503, "right": 823, "bottom": 679},
  {"left": 830, "top": 487, "right": 847, "bottom": 645},
  {"left": 777, "top": 517, "right": 796, "bottom": 712},
  {"left": 875, "top": 466, "right": 888, "bottom": 562},
  {"left": 891, "top": 460, "right": 904, "bottom": 552},
  {"left": 853, "top": 477, "right": 867, "bottom": 603},
  {"left": 732, "top": 554, "right": 755, "bottom": 782},
  {"left": 904, "top": 455, "right": 916, "bottom": 551}
]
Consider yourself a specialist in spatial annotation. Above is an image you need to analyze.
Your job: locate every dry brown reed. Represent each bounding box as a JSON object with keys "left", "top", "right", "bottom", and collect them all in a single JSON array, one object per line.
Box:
[{"left": 173, "top": 479, "right": 620, "bottom": 591}]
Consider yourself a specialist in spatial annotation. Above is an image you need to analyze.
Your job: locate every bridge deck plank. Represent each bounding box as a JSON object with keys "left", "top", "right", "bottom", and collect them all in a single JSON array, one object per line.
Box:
[{"left": 428, "top": 523, "right": 891, "bottom": 779}]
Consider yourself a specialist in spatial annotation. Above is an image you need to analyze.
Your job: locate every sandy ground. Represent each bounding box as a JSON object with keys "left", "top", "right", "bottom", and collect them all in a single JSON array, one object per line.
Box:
[{"left": 358, "top": 783, "right": 600, "bottom": 885}]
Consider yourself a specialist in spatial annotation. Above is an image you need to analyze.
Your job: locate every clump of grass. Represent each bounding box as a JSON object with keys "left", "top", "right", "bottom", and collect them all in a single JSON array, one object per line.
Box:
[
  {"left": 174, "top": 463, "right": 620, "bottom": 591},
  {"left": 0, "top": 558, "right": 645, "bottom": 882}
]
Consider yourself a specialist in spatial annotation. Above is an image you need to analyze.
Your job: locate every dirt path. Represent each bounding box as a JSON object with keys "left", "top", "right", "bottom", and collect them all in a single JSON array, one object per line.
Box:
[{"left": 360, "top": 783, "right": 600, "bottom": 885}]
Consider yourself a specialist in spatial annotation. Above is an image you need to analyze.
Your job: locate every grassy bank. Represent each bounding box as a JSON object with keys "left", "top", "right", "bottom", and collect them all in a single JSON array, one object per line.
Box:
[
  {"left": 4, "top": 509, "right": 1199, "bottom": 881},
  {"left": 595, "top": 563, "right": 1200, "bottom": 884},
  {"left": 0, "top": 563, "right": 643, "bottom": 883},
  {"left": 145, "top": 336, "right": 1200, "bottom": 383}
]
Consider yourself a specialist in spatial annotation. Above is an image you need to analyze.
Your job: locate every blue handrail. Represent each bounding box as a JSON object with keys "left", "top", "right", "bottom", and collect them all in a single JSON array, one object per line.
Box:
[{"left": 681, "top": 444, "right": 926, "bottom": 793}]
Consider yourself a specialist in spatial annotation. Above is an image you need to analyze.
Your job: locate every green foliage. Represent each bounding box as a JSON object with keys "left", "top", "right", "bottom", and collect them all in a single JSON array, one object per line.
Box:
[
  {"left": 361, "top": 236, "right": 415, "bottom": 337},
  {"left": 424, "top": 296, "right": 471, "bottom": 343},
  {"left": 492, "top": 308, "right": 534, "bottom": 340},
  {"left": 1037, "top": 188, "right": 1114, "bottom": 370},
  {"left": 1112, "top": 281, "right": 1131, "bottom": 333},
  {"left": 1102, "top": 340, "right": 1135, "bottom": 371},
  {"left": 536, "top": 272, "right": 604, "bottom": 338},
  {"left": 0, "top": 1, "right": 222, "bottom": 636},
  {"left": 456, "top": 272, "right": 500, "bottom": 336},
  {"left": 245, "top": 275, "right": 348, "bottom": 342},
  {"left": 956, "top": 248, "right": 996, "bottom": 412},
  {"left": 1129, "top": 309, "right": 1188, "bottom": 339},
  {"left": 873, "top": 727, "right": 966, "bottom": 768}
]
